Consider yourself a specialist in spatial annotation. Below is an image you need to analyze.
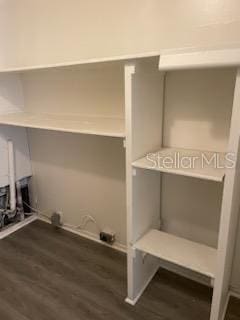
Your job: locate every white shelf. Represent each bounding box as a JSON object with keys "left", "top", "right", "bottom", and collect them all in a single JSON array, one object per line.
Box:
[
  {"left": 132, "top": 147, "right": 225, "bottom": 182},
  {"left": 159, "top": 48, "right": 240, "bottom": 71},
  {"left": 134, "top": 229, "right": 217, "bottom": 278},
  {"left": 0, "top": 51, "right": 159, "bottom": 73},
  {"left": 0, "top": 112, "right": 125, "bottom": 138}
]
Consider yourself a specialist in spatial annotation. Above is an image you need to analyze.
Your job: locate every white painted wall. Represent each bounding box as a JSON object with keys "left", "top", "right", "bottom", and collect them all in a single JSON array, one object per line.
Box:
[
  {"left": 1, "top": 0, "right": 240, "bottom": 68},
  {"left": 20, "top": 63, "right": 125, "bottom": 118},
  {"left": 163, "top": 69, "right": 235, "bottom": 153},
  {"left": 28, "top": 130, "right": 126, "bottom": 246},
  {"left": 1, "top": 0, "right": 240, "bottom": 291},
  {"left": 20, "top": 64, "right": 126, "bottom": 246}
]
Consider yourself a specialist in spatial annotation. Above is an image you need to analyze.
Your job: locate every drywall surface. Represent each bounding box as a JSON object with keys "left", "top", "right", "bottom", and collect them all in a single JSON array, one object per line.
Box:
[
  {"left": 1, "top": 0, "right": 240, "bottom": 68},
  {"left": 21, "top": 63, "right": 124, "bottom": 118},
  {"left": 163, "top": 69, "right": 235, "bottom": 152},
  {"left": 28, "top": 129, "right": 126, "bottom": 246},
  {"left": 161, "top": 174, "right": 223, "bottom": 249}
]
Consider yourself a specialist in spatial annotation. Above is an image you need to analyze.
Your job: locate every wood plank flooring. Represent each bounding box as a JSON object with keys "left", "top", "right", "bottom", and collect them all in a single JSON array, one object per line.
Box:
[{"left": 0, "top": 220, "right": 238, "bottom": 320}]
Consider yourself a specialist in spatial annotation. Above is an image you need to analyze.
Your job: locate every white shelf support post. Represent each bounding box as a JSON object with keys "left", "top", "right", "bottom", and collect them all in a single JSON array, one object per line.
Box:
[
  {"left": 210, "top": 68, "right": 240, "bottom": 320},
  {"left": 125, "top": 61, "right": 165, "bottom": 304}
]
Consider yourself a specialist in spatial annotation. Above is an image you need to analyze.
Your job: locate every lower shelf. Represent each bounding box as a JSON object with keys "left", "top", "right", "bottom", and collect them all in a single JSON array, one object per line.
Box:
[{"left": 133, "top": 229, "right": 217, "bottom": 278}]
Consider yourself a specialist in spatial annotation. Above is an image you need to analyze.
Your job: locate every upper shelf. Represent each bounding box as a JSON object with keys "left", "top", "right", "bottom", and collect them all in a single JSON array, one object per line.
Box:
[
  {"left": 0, "top": 112, "right": 125, "bottom": 138},
  {"left": 132, "top": 147, "right": 226, "bottom": 182},
  {"left": 1, "top": 48, "right": 240, "bottom": 73},
  {"left": 159, "top": 48, "right": 240, "bottom": 71},
  {"left": 0, "top": 52, "right": 159, "bottom": 73}
]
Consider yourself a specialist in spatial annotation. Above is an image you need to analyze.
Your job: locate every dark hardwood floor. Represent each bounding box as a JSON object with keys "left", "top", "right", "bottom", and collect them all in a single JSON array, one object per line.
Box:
[{"left": 0, "top": 220, "right": 238, "bottom": 320}]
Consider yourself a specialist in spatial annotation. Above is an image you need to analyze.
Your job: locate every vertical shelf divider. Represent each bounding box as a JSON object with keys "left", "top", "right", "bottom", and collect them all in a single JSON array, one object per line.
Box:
[
  {"left": 125, "top": 61, "right": 165, "bottom": 304},
  {"left": 210, "top": 68, "right": 240, "bottom": 320}
]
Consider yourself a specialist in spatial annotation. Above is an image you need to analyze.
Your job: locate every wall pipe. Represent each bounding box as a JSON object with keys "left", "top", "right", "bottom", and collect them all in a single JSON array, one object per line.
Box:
[{"left": 7, "top": 140, "right": 16, "bottom": 211}]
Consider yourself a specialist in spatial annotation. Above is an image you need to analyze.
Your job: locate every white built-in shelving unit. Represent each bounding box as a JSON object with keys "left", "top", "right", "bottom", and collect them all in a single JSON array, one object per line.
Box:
[
  {"left": 0, "top": 48, "right": 240, "bottom": 320},
  {"left": 125, "top": 48, "right": 240, "bottom": 320}
]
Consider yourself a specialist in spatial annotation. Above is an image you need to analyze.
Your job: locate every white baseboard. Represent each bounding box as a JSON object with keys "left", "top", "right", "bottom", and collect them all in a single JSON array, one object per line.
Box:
[
  {"left": 38, "top": 215, "right": 127, "bottom": 253},
  {"left": 0, "top": 214, "right": 38, "bottom": 240}
]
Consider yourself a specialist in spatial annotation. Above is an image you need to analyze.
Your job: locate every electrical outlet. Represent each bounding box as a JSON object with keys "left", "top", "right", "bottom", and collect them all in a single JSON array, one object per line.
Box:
[
  {"left": 51, "top": 211, "right": 63, "bottom": 228},
  {"left": 56, "top": 211, "right": 63, "bottom": 220},
  {"left": 99, "top": 229, "right": 116, "bottom": 245}
]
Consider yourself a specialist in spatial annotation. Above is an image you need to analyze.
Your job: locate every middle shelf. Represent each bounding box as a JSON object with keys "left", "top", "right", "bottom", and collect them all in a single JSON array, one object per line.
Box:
[
  {"left": 0, "top": 112, "right": 125, "bottom": 138},
  {"left": 134, "top": 229, "right": 217, "bottom": 278},
  {"left": 132, "top": 147, "right": 226, "bottom": 182}
]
